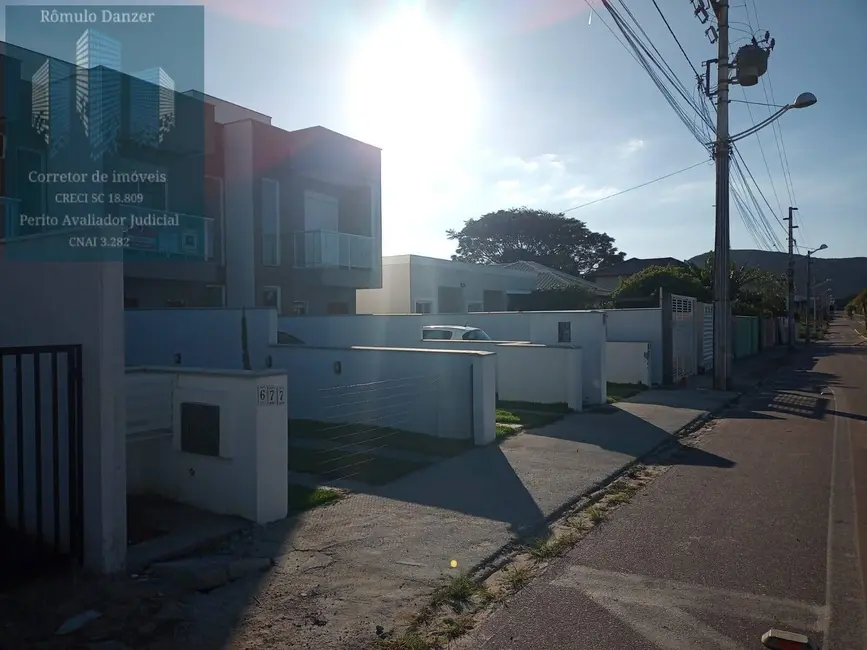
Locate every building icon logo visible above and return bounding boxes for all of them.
[30,27,176,159]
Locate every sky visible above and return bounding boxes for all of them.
[3,0,864,264]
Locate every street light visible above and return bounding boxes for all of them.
[712,90,818,391]
[805,244,828,344]
[729,93,818,143]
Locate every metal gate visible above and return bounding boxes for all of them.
[1,345,84,566]
[701,303,714,370]
[671,294,697,383]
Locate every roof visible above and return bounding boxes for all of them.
[591,257,687,278]
[493,261,611,295]
[423,325,481,332]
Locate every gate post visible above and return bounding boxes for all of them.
[661,289,673,385]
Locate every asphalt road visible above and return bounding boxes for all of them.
[462,320,867,650]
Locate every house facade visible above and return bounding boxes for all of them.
[0,42,382,316]
[356,255,537,314]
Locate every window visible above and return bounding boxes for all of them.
[205,284,225,307]
[180,402,221,457]
[415,300,432,314]
[292,300,308,316]
[462,329,492,341]
[558,321,572,343]
[327,301,350,315]
[165,299,186,308]
[124,297,140,309]
[262,178,280,266]
[303,191,339,231]
[261,285,282,312]
[423,329,452,340]
[467,303,483,312]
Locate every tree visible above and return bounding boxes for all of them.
[446,207,625,277]
[612,257,786,316]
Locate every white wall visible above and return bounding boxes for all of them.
[602,308,663,386]
[266,345,496,445]
[606,341,651,386]
[277,310,608,404]
[408,255,538,313]
[418,341,583,411]
[126,368,288,524]
[0,254,126,573]
[126,308,277,369]
[356,260,411,313]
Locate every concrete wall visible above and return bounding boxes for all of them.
[602,308,663,386]
[356,261,411,313]
[264,345,496,445]
[606,341,651,386]
[126,308,277,369]
[417,340,583,410]
[126,368,288,524]
[0,253,126,573]
[277,310,607,404]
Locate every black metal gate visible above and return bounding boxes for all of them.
[0,345,84,569]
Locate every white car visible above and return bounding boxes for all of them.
[422,325,492,341]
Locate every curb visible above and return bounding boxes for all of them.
[467,352,795,584]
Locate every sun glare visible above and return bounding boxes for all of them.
[347,7,480,158]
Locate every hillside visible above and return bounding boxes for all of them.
[687,249,867,303]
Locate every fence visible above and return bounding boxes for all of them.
[1,345,84,566]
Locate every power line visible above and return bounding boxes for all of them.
[562,160,711,214]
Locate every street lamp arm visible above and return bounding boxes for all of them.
[729,106,789,143]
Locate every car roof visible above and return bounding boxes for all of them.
[422,325,479,331]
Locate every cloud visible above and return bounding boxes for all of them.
[620,138,645,156]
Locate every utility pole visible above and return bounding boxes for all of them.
[805,252,813,344]
[711,0,731,391]
[785,207,798,349]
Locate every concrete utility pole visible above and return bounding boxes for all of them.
[785,207,798,349]
[712,0,731,391]
[805,252,813,345]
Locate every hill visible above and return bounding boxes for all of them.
[687,249,867,304]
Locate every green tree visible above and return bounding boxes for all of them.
[612,257,786,316]
[446,207,626,277]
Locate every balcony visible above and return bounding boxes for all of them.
[294,230,373,270]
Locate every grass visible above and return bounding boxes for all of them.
[501,564,532,591]
[527,531,578,560]
[287,485,342,513]
[496,423,518,440]
[495,408,565,429]
[606,382,647,403]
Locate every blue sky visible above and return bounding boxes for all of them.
[4,0,863,263]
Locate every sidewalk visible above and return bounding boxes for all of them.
[0,349,793,650]
[159,354,787,650]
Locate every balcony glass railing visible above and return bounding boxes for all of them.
[2,200,214,261]
[294,230,373,270]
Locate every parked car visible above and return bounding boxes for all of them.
[276,331,305,345]
[421,325,492,341]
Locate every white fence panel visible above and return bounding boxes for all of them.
[671,294,697,383]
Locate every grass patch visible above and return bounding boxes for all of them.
[607,382,647,403]
[287,485,341,513]
[496,423,518,440]
[430,573,488,613]
[585,505,606,523]
[440,613,475,640]
[528,531,578,560]
[496,400,571,414]
[375,631,432,650]
[496,409,565,429]
[501,564,532,591]
[288,447,428,486]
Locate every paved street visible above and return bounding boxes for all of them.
[462,320,867,649]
